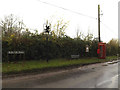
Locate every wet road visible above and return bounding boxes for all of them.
[3,60,119,88]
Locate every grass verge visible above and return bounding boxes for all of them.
[2,56,118,75]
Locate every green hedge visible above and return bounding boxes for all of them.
[2,35,117,62]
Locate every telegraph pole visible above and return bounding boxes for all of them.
[98,4,100,42]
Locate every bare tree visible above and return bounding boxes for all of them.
[75,27,84,40]
[0,14,25,37]
[52,19,69,37]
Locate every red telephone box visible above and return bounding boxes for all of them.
[97,42,106,59]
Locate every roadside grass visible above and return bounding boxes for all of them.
[2,56,118,75]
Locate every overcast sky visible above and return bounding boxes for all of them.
[0,0,119,42]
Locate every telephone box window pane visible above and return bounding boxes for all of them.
[100,45,103,57]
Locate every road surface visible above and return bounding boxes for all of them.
[3,60,119,88]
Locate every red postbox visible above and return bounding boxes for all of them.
[97,42,106,59]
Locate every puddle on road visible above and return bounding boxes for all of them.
[102,64,108,66]
[103,61,118,66]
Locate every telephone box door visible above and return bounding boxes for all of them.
[97,42,106,59]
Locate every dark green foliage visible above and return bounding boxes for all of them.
[2,33,118,62]
[2,33,98,61]
[106,39,118,56]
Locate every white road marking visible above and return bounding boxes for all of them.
[97,74,120,87]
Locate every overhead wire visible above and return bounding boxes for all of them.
[37,0,117,37]
[100,21,117,36]
[37,0,97,20]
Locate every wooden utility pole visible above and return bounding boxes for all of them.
[98,5,100,42]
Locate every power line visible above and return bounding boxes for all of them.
[100,21,117,36]
[37,0,117,37]
[37,0,97,20]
